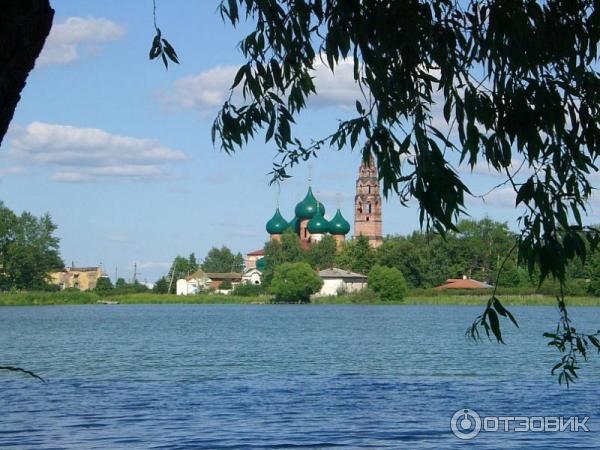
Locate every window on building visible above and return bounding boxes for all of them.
[368,203,372,214]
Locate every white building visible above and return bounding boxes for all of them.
[242,268,262,285]
[317,268,368,296]
[176,270,209,295]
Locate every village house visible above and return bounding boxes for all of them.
[435,276,493,290]
[50,266,106,291]
[316,268,368,296]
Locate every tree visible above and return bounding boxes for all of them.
[376,236,428,288]
[335,235,376,275]
[262,229,307,286]
[115,278,127,290]
[188,253,199,272]
[308,235,337,270]
[368,265,408,302]
[95,277,113,294]
[0,203,63,290]
[153,276,169,294]
[201,246,244,273]
[166,254,201,293]
[211,0,600,384]
[269,262,323,303]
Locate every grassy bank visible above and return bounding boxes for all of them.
[0,291,268,306]
[2,291,600,306]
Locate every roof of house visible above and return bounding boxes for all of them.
[318,268,368,280]
[435,278,493,289]
[186,270,207,281]
[205,272,243,280]
[68,267,101,272]
[246,249,265,256]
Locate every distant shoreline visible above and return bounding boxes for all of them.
[1,292,600,307]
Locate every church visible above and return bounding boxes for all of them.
[265,156,383,248]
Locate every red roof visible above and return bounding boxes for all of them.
[246,249,265,256]
[435,278,493,290]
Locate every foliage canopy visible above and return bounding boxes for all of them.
[0,202,63,290]
[368,265,408,302]
[269,261,323,302]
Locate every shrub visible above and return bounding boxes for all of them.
[368,265,407,302]
[95,277,113,295]
[220,279,233,290]
[232,282,263,296]
[269,262,323,303]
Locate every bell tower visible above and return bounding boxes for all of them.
[354,155,383,247]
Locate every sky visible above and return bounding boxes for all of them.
[1,0,589,283]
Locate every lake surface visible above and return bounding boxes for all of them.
[1,304,599,449]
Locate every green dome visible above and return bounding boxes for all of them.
[328,209,351,235]
[307,208,329,234]
[266,208,288,234]
[288,216,300,234]
[294,187,325,219]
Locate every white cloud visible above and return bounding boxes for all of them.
[309,58,361,109]
[159,58,362,113]
[475,187,516,209]
[37,17,125,66]
[9,122,186,182]
[133,261,172,270]
[459,158,529,178]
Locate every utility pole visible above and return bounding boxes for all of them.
[168,260,177,294]
[133,262,138,283]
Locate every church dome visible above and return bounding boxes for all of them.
[328,209,351,235]
[288,216,299,233]
[307,208,329,234]
[266,208,288,234]
[294,187,325,219]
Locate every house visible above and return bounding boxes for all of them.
[317,268,368,296]
[205,272,243,290]
[176,270,209,295]
[241,268,262,285]
[435,277,493,290]
[50,266,106,291]
[245,249,264,270]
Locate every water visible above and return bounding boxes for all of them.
[1,304,599,449]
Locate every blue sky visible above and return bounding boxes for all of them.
[0,1,563,283]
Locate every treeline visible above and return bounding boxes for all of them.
[263,218,600,295]
[0,202,63,290]
[154,247,245,293]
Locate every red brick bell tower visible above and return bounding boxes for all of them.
[354,155,383,247]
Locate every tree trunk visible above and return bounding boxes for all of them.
[0,1,54,147]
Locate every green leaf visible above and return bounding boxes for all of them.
[486,308,504,343]
[492,297,519,328]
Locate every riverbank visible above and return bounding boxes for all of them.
[2,291,600,306]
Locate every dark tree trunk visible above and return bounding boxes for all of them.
[0,1,54,147]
